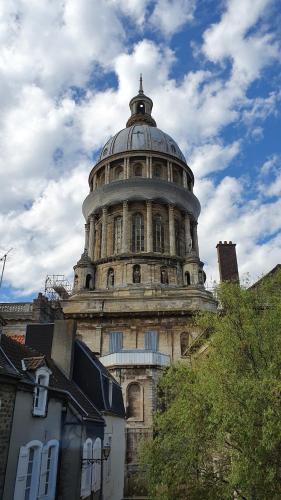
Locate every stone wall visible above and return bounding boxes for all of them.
[0,381,16,499]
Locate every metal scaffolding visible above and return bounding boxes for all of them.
[44,275,72,301]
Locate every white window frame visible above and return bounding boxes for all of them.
[33,367,51,417]
[92,438,101,493]
[38,439,59,500]
[14,440,43,500]
[81,438,92,499]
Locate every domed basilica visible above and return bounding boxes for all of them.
[63,77,216,490]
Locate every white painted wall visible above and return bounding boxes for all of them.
[103,415,125,500]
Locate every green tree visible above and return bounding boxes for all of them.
[140,270,281,500]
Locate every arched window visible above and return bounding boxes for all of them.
[114,216,123,254]
[134,163,143,177]
[180,332,190,356]
[115,166,123,180]
[14,440,43,500]
[137,101,145,114]
[160,267,169,284]
[74,274,78,288]
[175,219,180,256]
[85,274,92,289]
[132,213,144,252]
[81,438,92,498]
[107,268,114,288]
[133,264,141,283]
[38,440,59,499]
[33,367,51,417]
[198,270,205,284]
[185,271,191,286]
[127,383,141,419]
[153,164,162,178]
[170,144,176,154]
[153,215,164,253]
[92,438,102,493]
[97,170,105,187]
[173,167,182,185]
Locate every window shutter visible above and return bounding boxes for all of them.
[14,446,29,500]
[38,443,59,500]
[145,331,158,351]
[38,445,48,498]
[109,332,123,353]
[92,438,101,493]
[81,440,91,499]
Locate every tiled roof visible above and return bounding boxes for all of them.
[22,356,45,371]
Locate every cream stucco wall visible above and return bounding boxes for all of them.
[103,415,125,500]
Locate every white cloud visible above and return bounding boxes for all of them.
[150,0,196,36]
[202,0,279,83]
[0,0,280,298]
[190,141,240,178]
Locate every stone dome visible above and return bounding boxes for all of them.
[99,124,186,162]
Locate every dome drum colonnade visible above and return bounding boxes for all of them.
[74,85,205,293]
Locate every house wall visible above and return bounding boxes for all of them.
[59,408,104,500]
[3,389,62,500]
[0,380,17,499]
[103,415,125,500]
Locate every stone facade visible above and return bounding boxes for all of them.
[63,80,217,495]
[0,380,17,499]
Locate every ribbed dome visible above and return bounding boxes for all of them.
[99,124,186,162]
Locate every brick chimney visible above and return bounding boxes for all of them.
[216,241,239,283]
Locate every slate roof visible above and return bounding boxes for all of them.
[73,340,125,418]
[0,335,104,423]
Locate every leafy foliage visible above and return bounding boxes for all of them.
[140,270,281,500]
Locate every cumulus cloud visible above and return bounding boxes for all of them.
[202,0,279,83]
[189,141,241,178]
[150,0,196,36]
[0,0,280,298]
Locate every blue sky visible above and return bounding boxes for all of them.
[0,0,280,302]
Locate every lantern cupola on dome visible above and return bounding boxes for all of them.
[126,75,157,128]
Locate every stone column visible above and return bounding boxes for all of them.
[183,170,188,188]
[149,157,153,178]
[105,164,110,184]
[122,201,129,253]
[84,223,90,252]
[146,157,150,178]
[93,175,97,190]
[146,201,153,253]
[184,213,192,256]
[123,158,128,179]
[170,163,174,182]
[193,222,199,256]
[101,207,108,258]
[88,215,95,261]
[168,205,176,255]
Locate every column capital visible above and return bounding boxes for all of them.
[102,206,108,215]
[146,200,152,207]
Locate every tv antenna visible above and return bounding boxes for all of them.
[0,248,13,291]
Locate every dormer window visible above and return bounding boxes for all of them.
[33,367,51,417]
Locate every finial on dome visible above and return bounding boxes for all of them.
[139,73,144,94]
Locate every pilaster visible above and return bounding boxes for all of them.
[146,201,153,252]
[101,207,108,258]
[168,204,176,255]
[88,215,95,261]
